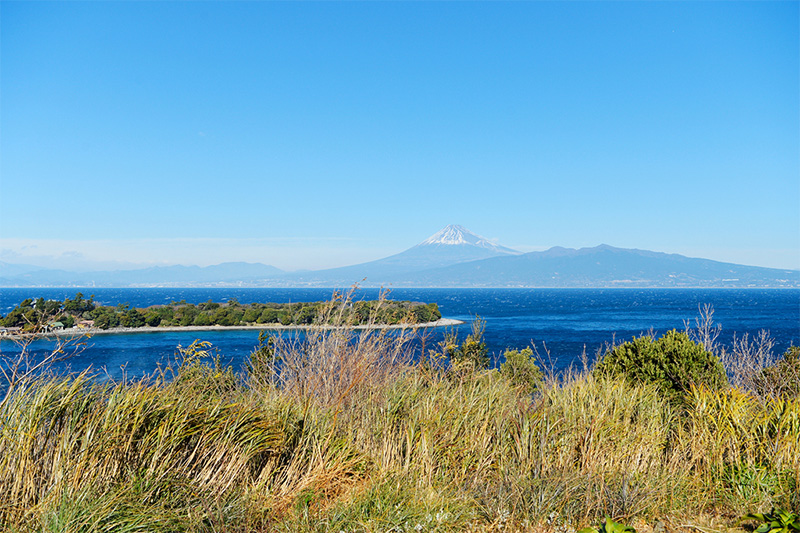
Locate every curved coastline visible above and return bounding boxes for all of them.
[4,318,465,340]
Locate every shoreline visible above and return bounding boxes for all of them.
[3,318,465,340]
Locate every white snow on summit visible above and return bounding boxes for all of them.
[422,224,473,245]
[419,225,520,254]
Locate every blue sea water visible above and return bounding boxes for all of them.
[1,288,798,380]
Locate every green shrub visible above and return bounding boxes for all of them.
[258,307,278,324]
[499,347,542,393]
[443,318,489,369]
[121,309,146,328]
[144,311,161,327]
[742,509,800,533]
[593,329,727,405]
[755,346,800,399]
[192,312,212,326]
[579,517,637,533]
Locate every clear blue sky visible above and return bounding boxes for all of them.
[1,1,797,271]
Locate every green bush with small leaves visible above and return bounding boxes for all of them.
[444,318,490,370]
[593,329,727,405]
[499,347,542,393]
[755,346,800,399]
[742,509,800,533]
[579,517,636,533]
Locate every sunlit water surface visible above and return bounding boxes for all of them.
[2,288,798,381]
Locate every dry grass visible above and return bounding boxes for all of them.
[246,288,417,409]
[0,299,798,532]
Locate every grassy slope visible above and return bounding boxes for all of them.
[1,321,798,532]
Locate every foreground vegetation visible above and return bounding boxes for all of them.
[0,297,798,532]
[0,293,442,331]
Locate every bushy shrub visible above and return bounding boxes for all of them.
[593,329,727,405]
[144,311,161,327]
[499,347,542,393]
[169,340,237,395]
[443,318,489,369]
[754,346,800,399]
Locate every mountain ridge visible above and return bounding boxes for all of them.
[393,244,799,288]
[0,261,284,287]
[1,227,797,288]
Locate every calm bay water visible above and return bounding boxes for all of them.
[2,288,798,380]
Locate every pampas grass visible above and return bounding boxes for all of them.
[1,296,798,532]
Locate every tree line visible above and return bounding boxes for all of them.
[0,293,442,331]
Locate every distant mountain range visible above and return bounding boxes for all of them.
[1,225,798,288]
[0,261,284,288]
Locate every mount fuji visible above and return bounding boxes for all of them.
[377,224,520,270]
[283,225,520,286]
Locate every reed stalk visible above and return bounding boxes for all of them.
[1,297,797,531]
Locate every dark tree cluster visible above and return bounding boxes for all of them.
[1,294,442,331]
[0,293,97,331]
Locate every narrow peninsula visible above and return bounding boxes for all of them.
[0,293,462,338]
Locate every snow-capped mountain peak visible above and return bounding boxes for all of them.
[418,225,520,254]
[421,224,475,245]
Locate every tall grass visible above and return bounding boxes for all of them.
[1,297,798,532]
